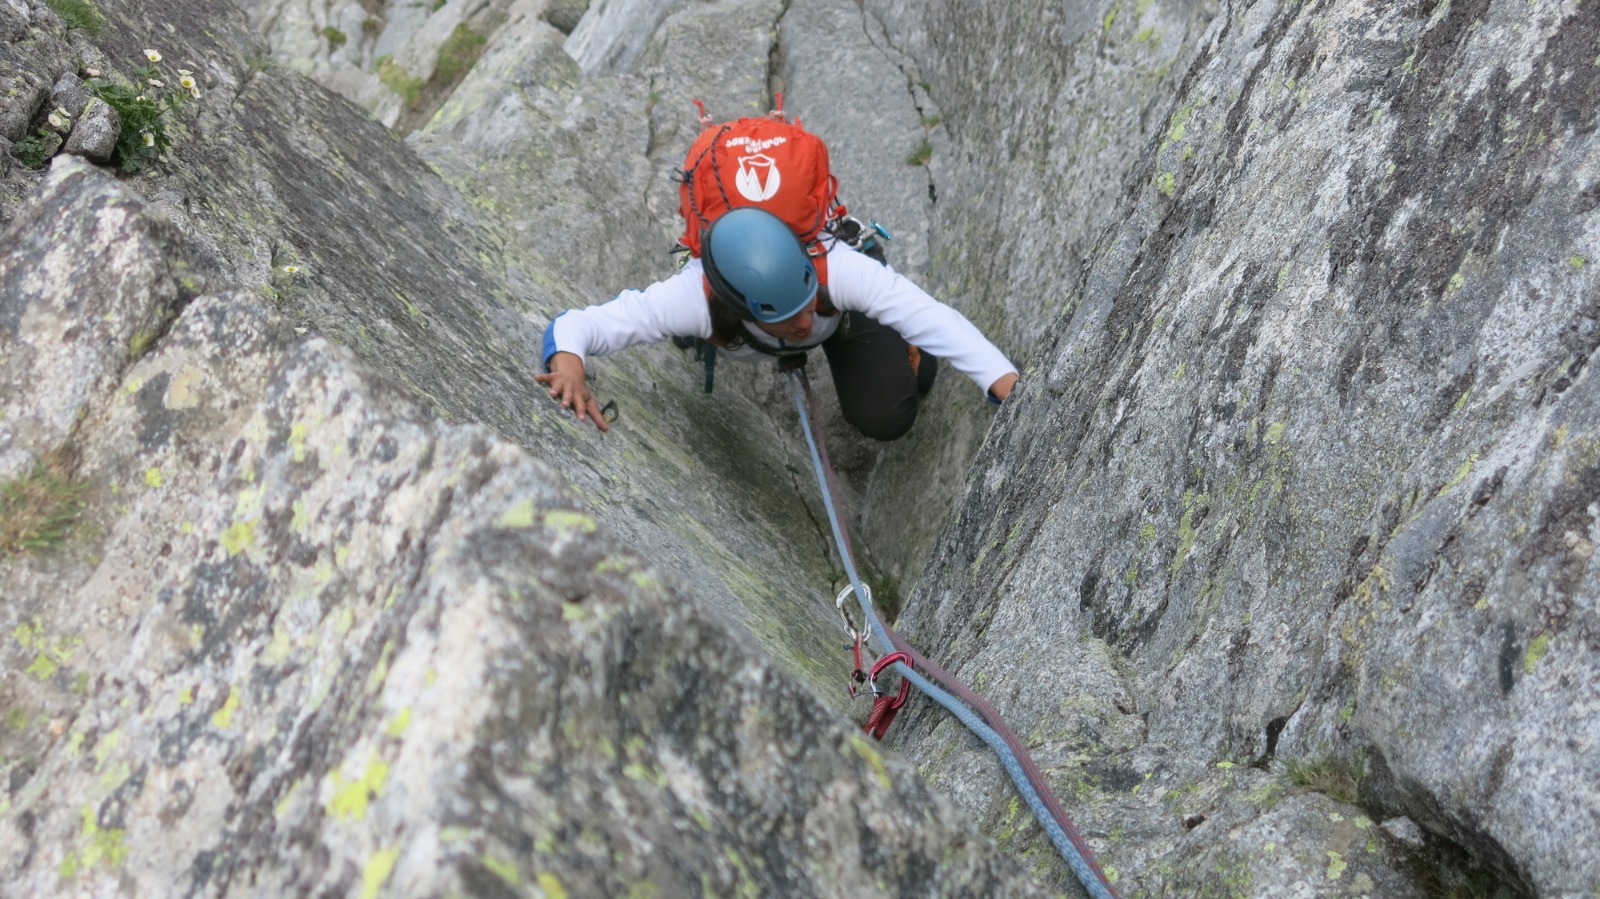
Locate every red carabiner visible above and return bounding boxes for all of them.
[863,652,911,740]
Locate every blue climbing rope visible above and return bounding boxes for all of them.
[785,368,1117,899]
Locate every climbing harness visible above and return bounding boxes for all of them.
[786,367,1119,899]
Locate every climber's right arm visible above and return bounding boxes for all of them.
[539,264,711,367]
[536,264,711,429]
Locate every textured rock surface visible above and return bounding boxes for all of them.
[5,0,1598,896]
[0,157,196,480]
[894,0,1600,896]
[0,1,1046,896]
[0,57,1046,899]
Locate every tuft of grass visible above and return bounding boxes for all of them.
[245,52,276,75]
[1280,754,1364,803]
[45,0,105,34]
[376,56,424,110]
[433,23,487,86]
[1,454,88,556]
[320,26,348,49]
[867,571,903,624]
[906,137,933,167]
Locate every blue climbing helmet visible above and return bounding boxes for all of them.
[701,207,818,323]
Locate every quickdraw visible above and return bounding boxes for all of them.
[838,585,909,741]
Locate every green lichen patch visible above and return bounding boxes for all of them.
[328,753,391,819]
[13,617,82,681]
[536,872,569,899]
[543,510,597,536]
[1524,632,1552,673]
[496,497,537,528]
[58,805,127,879]
[220,518,258,556]
[211,686,241,729]
[482,855,520,884]
[361,845,400,899]
[847,734,893,790]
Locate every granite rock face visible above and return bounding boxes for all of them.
[0,1,1048,896]
[0,74,1047,899]
[5,0,1598,896]
[892,0,1600,896]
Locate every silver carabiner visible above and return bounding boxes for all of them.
[835,583,872,640]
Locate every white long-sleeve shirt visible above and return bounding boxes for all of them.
[542,241,1018,398]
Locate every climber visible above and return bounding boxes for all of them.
[535,206,1020,439]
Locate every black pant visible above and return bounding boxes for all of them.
[820,312,938,441]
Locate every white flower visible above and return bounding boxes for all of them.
[180,75,200,98]
[136,95,148,103]
[55,107,72,118]
[142,131,155,147]
[83,67,100,77]
[177,68,192,76]
[145,49,161,62]
[282,265,300,274]
[149,78,164,88]
[47,112,66,129]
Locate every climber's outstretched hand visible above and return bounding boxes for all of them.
[535,352,609,431]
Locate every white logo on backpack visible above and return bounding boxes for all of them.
[736,154,781,201]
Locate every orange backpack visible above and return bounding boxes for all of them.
[675,96,847,276]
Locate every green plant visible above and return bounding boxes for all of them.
[13,129,59,169]
[906,137,933,167]
[44,0,104,34]
[433,23,486,86]
[376,56,424,110]
[320,26,348,49]
[1,453,87,556]
[1280,754,1364,803]
[866,571,903,623]
[244,52,276,75]
[86,49,200,174]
